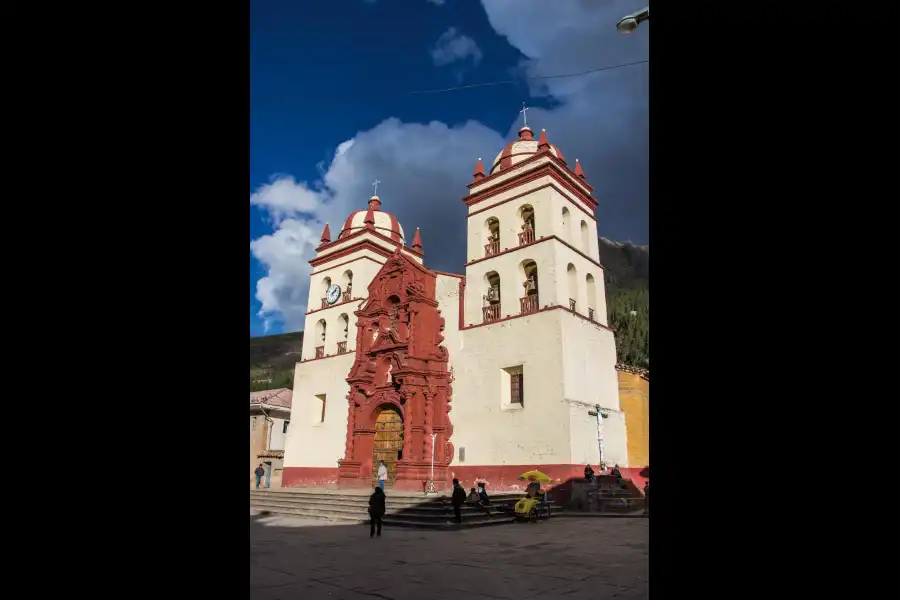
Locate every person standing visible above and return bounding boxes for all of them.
[377,460,388,490]
[254,464,265,489]
[451,478,466,523]
[368,486,386,538]
[643,480,650,516]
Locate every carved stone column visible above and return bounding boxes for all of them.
[423,389,434,463]
[344,394,355,459]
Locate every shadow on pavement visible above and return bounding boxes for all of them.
[249,510,649,600]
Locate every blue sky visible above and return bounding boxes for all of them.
[250,0,649,337]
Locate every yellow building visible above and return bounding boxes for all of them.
[616,365,649,468]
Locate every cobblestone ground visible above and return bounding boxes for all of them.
[250,513,648,600]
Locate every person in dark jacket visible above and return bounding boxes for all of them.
[643,480,650,516]
[254,464,265,489]
[476,482,491,514]
[368,487,386,538]
[451,478,466,523]
[584,464,595,482]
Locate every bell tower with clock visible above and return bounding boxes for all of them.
[299,194,424,362]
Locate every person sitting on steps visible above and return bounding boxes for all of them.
[477,482,491,514]
[584,464,595,482]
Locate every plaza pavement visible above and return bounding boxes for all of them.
[250,511,648,600]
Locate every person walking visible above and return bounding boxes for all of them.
[451,478,466,524]
[254,464,265,489]
[377,460,388,490]
[368,486,386,538]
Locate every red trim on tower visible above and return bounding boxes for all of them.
[468,182,596,222]
[461,303,614,333]
[471,151,592,194]
[311,254,384,276]
[499,143,513,170]
[387,212,402,241]
[313,228,424,262]
[340,213,356,239]
[466,163,597,213]
[464,234,606,271]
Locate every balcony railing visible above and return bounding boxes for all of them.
[520,294,539,315]
[569,298,576,311]
[518,229,535,245]
[484,240,500,257]
[337,341,347,354]
[315,346,324,359]
[482,304,500,322]
[588,308,595,321]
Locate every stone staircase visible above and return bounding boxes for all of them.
[250,488,562,529]
[565,477,647,514]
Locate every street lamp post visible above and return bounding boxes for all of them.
[425,433,438,495]
[617,6,649,33]
[587,405,606,468]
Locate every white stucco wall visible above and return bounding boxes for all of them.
[552,243,608,325]
[435,274,463,372]
[449,309,625,468]
[451,311,570,466]
[284,354,355,468]
[268,417,289,451]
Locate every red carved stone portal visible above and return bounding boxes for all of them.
[337,249,454,491]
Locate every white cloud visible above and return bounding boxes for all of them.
[430,27,483,67]
[479,0,649,239]
[250,119,504,332]
[251,1,649,332]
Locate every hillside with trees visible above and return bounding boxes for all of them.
[249,237,649,389]
[598,237,649,370]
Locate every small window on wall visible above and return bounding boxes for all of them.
[511,372,524,405]
[502,365,524,408]
[282,421,290,434]
[315,394,326,423]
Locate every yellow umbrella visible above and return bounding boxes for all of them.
[518,470,552,484]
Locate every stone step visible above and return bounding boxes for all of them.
[250,493,558,510]
[252,498,528,515]
[250,505,520,529]
[249,491,528,508]
[250,488,527,501]
[250,497,545,517]
[251,500,515,523]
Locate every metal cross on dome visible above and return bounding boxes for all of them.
[519,102,529,127]
[371,179,381,196]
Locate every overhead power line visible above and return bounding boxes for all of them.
[323,59,649,101]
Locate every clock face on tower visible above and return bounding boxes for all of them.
[326,284,342,305]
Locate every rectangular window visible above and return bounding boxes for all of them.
[511,372,524,405]
[282,421,289,434]
[314,394,327,423]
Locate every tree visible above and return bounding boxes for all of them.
[607,285,649,369]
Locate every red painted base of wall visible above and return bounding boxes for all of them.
[282,464,649,495]
[282,467,341,489]
[283,464,647,491]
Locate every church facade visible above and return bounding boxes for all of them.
[282,125,629,492]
